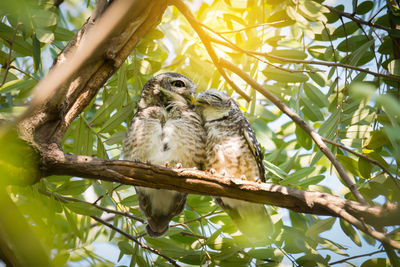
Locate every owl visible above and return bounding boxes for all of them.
[122,73,206,237]
[195,89,272,239]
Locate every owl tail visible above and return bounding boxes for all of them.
[215,197,273,241]
[146,216,170,238]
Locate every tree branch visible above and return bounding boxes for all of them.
[18,0,168,146]
[91,216,180,266]
[38,149,400,230]
[329,250,385,265]
[323,4,392,32]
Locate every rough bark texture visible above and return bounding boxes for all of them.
[40,148,400,228]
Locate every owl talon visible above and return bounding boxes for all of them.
[221,170,227,176]
[146,160,152,165]
[256,178,263,184]
[165,161,170,167]
[240,175,247,180]
[134,157,140,163]
[210,168,216,174]
[176,162,182,169]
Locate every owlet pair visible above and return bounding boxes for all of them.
[122,72,272,239]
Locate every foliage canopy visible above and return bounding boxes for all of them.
[0,0,400,266]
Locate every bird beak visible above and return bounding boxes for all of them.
[190,94,196,105]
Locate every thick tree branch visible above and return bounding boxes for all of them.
[38,148,400,229]
[18,0,167,146]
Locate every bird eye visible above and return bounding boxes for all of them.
[211,94,222,101]
[171,80,185,87]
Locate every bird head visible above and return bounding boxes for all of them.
[138,72,196,109]
[195,89,232,122]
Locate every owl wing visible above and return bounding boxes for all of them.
[241,115,266,182]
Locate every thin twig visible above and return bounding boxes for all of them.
[329,250,385,265]
[91,216,180,267]
[9,66,38,81]
[1,23,21,87]
[321,137,400,191]
[201,23,320,74]
[323,201,400,250]
[323,4,391,32]
[207,34,400,83]
[38,188,145,223]
[216,21,285,34]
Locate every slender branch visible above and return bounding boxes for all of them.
[216,21,285,34]
[204,27,400,83]
[201,23,320,74]
[321,137,400,191]
[38,188,145,223]
[217,58,367,204]
[222,42,400,83]
[329,250,385,265]
[9,66,38,81]
[91,216,180,267]
[168,0,251,102]
[323,4,392,32]
[323,201,400,250]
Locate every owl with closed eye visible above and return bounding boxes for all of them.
[196,89,273,240]
[122,72,206,237]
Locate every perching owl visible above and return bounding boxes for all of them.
[196,89,272,239]
[122,73,206,237]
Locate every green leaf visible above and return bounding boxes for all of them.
[333,21,359,38]
[299,175,324,187]
[337,35,369,52]
[101,104,133,132]
[63,206,82,239]
[0,79,37,94]
[268,49,307,60]
[281,166,315,185]
[118,240,134,255]
[295,125,312,150]
[357,1,373,15]
[305,218,336,238]
[387,59,400,76]
[96,137,109,159]
[65,202,103,217]
[54,26,75,41]
[363,131,390,149]
[0,22,33,56]
[361,258,390,267]
[120,195,138,206]
[247,248,275,259]
[262,66,308,83]
[358,158,372,179]
[339,218,361,246]
[106,131,126,146]
[348,39,374,66]
[55,180,91,195]
[263,160,287,180]
[304,83,329,108]
[300,96,324,121]
[336,154,362,178]
[32,34,41,72]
